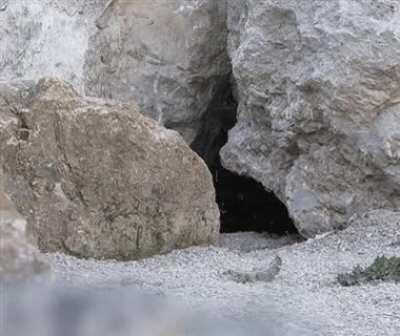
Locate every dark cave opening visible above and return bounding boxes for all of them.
[192,77,297,235]
[213,158,296,234]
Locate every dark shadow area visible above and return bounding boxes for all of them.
[214,158,296,234]
[192,76,297,235]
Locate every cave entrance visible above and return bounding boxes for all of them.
[192,77,297,235]
[213,158,296,234]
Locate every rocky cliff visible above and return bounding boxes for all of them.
[1,0,400,242]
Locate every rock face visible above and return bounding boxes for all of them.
[0,180,49,281]
[84,0,230,143]
[222,0,400,237]
[0,0,230,143]
[0,0,108,93]
[0,78,219,260]
[2,0,399,239]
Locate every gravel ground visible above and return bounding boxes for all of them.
[41,220,400,336]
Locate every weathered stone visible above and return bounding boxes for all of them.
[225,255,282,284]
[3,0,398,240]
[0,78,219,260]
[0,0,108,92]
[0,179,50,281]
[222,0,400,237]
[84,0,230,143]
[0,0,230,143]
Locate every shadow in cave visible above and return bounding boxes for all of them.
[192,76,297,235]
[214,158,296,234]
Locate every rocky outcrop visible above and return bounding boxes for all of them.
[2,0,400,239]
[84,0,230,143]
[0,78,219,260]
[222,0,400,237]
[0,180,50,281]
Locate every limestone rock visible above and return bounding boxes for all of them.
[0,182,49,281]
[0,0,230,143]
[0,78,219,260]
[222,0,400,237]
[0,0,108,92]
[84,0,230,143]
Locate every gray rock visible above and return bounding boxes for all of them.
[0,0,230,144]
[0,78,220,260]
[225,255,282,284]
[0,179,50,281]
[222,0,400,237]
[0,0,108,92]
[84,0,230,143]
[2,0,398,240]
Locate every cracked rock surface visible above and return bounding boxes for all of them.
[0,78,219,260]
[2,0,400,237]
[0,0,230,144]
[84,0,230,143]
[222,0,400,236]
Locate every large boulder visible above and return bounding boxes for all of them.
[222,0,400,237]
[84,0,230,143]
[0,78,219,260]
[0,180,50,281]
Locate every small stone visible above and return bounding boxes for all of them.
[225,256,282,284]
